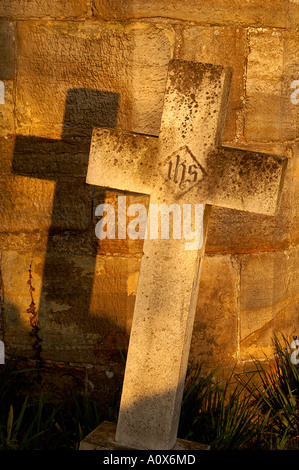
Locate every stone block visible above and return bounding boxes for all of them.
[239,247,299,360]
[0,135,15,175]
[0,0,89,19]
[240,299,299,361]
[0,230,49,254]
[2,251,46,358]
[1,251,139,364]
[0,176,55,232]
[0,21,15,80]
[92,0,295,28]
[190,255,239,367]
[288,1,299,29]
[206,205,291,255]
[244,29,299,143]
[88,254,140,344]
[12,136,91,178]
[79,421,210,450]
[175,26,247,143]
[0,175,91,232]
[16,21,173,139]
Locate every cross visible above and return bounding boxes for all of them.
[86,60,287,450]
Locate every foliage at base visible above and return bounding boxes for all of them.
[0,333,298,450]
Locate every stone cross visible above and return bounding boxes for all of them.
[86,60,287,450]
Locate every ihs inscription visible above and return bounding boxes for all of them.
[166,145,206,191]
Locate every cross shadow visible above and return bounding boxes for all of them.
[11,89,134,394]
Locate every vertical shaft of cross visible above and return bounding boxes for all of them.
[115,207,211,450]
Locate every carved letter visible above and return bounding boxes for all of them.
[173,155,187,189]
[187,164,198,184]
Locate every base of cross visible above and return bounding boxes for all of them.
[79,421,210,451]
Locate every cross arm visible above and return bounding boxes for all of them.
[86,128,159,195]
[189,147,288,215]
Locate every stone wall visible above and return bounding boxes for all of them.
[0,0,298,403]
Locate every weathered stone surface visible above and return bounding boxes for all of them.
[0,136,15,175]
[84,135,292,257]
[2,251,46,358]
[194,147,287,215]
[80,421,210,450]
[39,252,136,363]
[0,135,95,244]
[16,21,174,139]
[0,21,15,80]
[0,176,54,232]
[288,1,299,29]
[207,206,291,255]
[0,137,94,252]
[175,26,247,143]
[89,255,139,344]
[2,251,139,363]
[190,255,239,367]
[240,298,299,361]
[0,175,91,232]
[87,116,287,215]
[92,0,297,28]
[244,29,299,143]
[206,144,293,254]
[12,136,91,177]
[87,128,160,195]
[0,80,14,136]
[239,247,299,360]
[0,0,89,19]
[0,231,48,254]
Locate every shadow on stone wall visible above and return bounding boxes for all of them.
[8,88,133,404]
